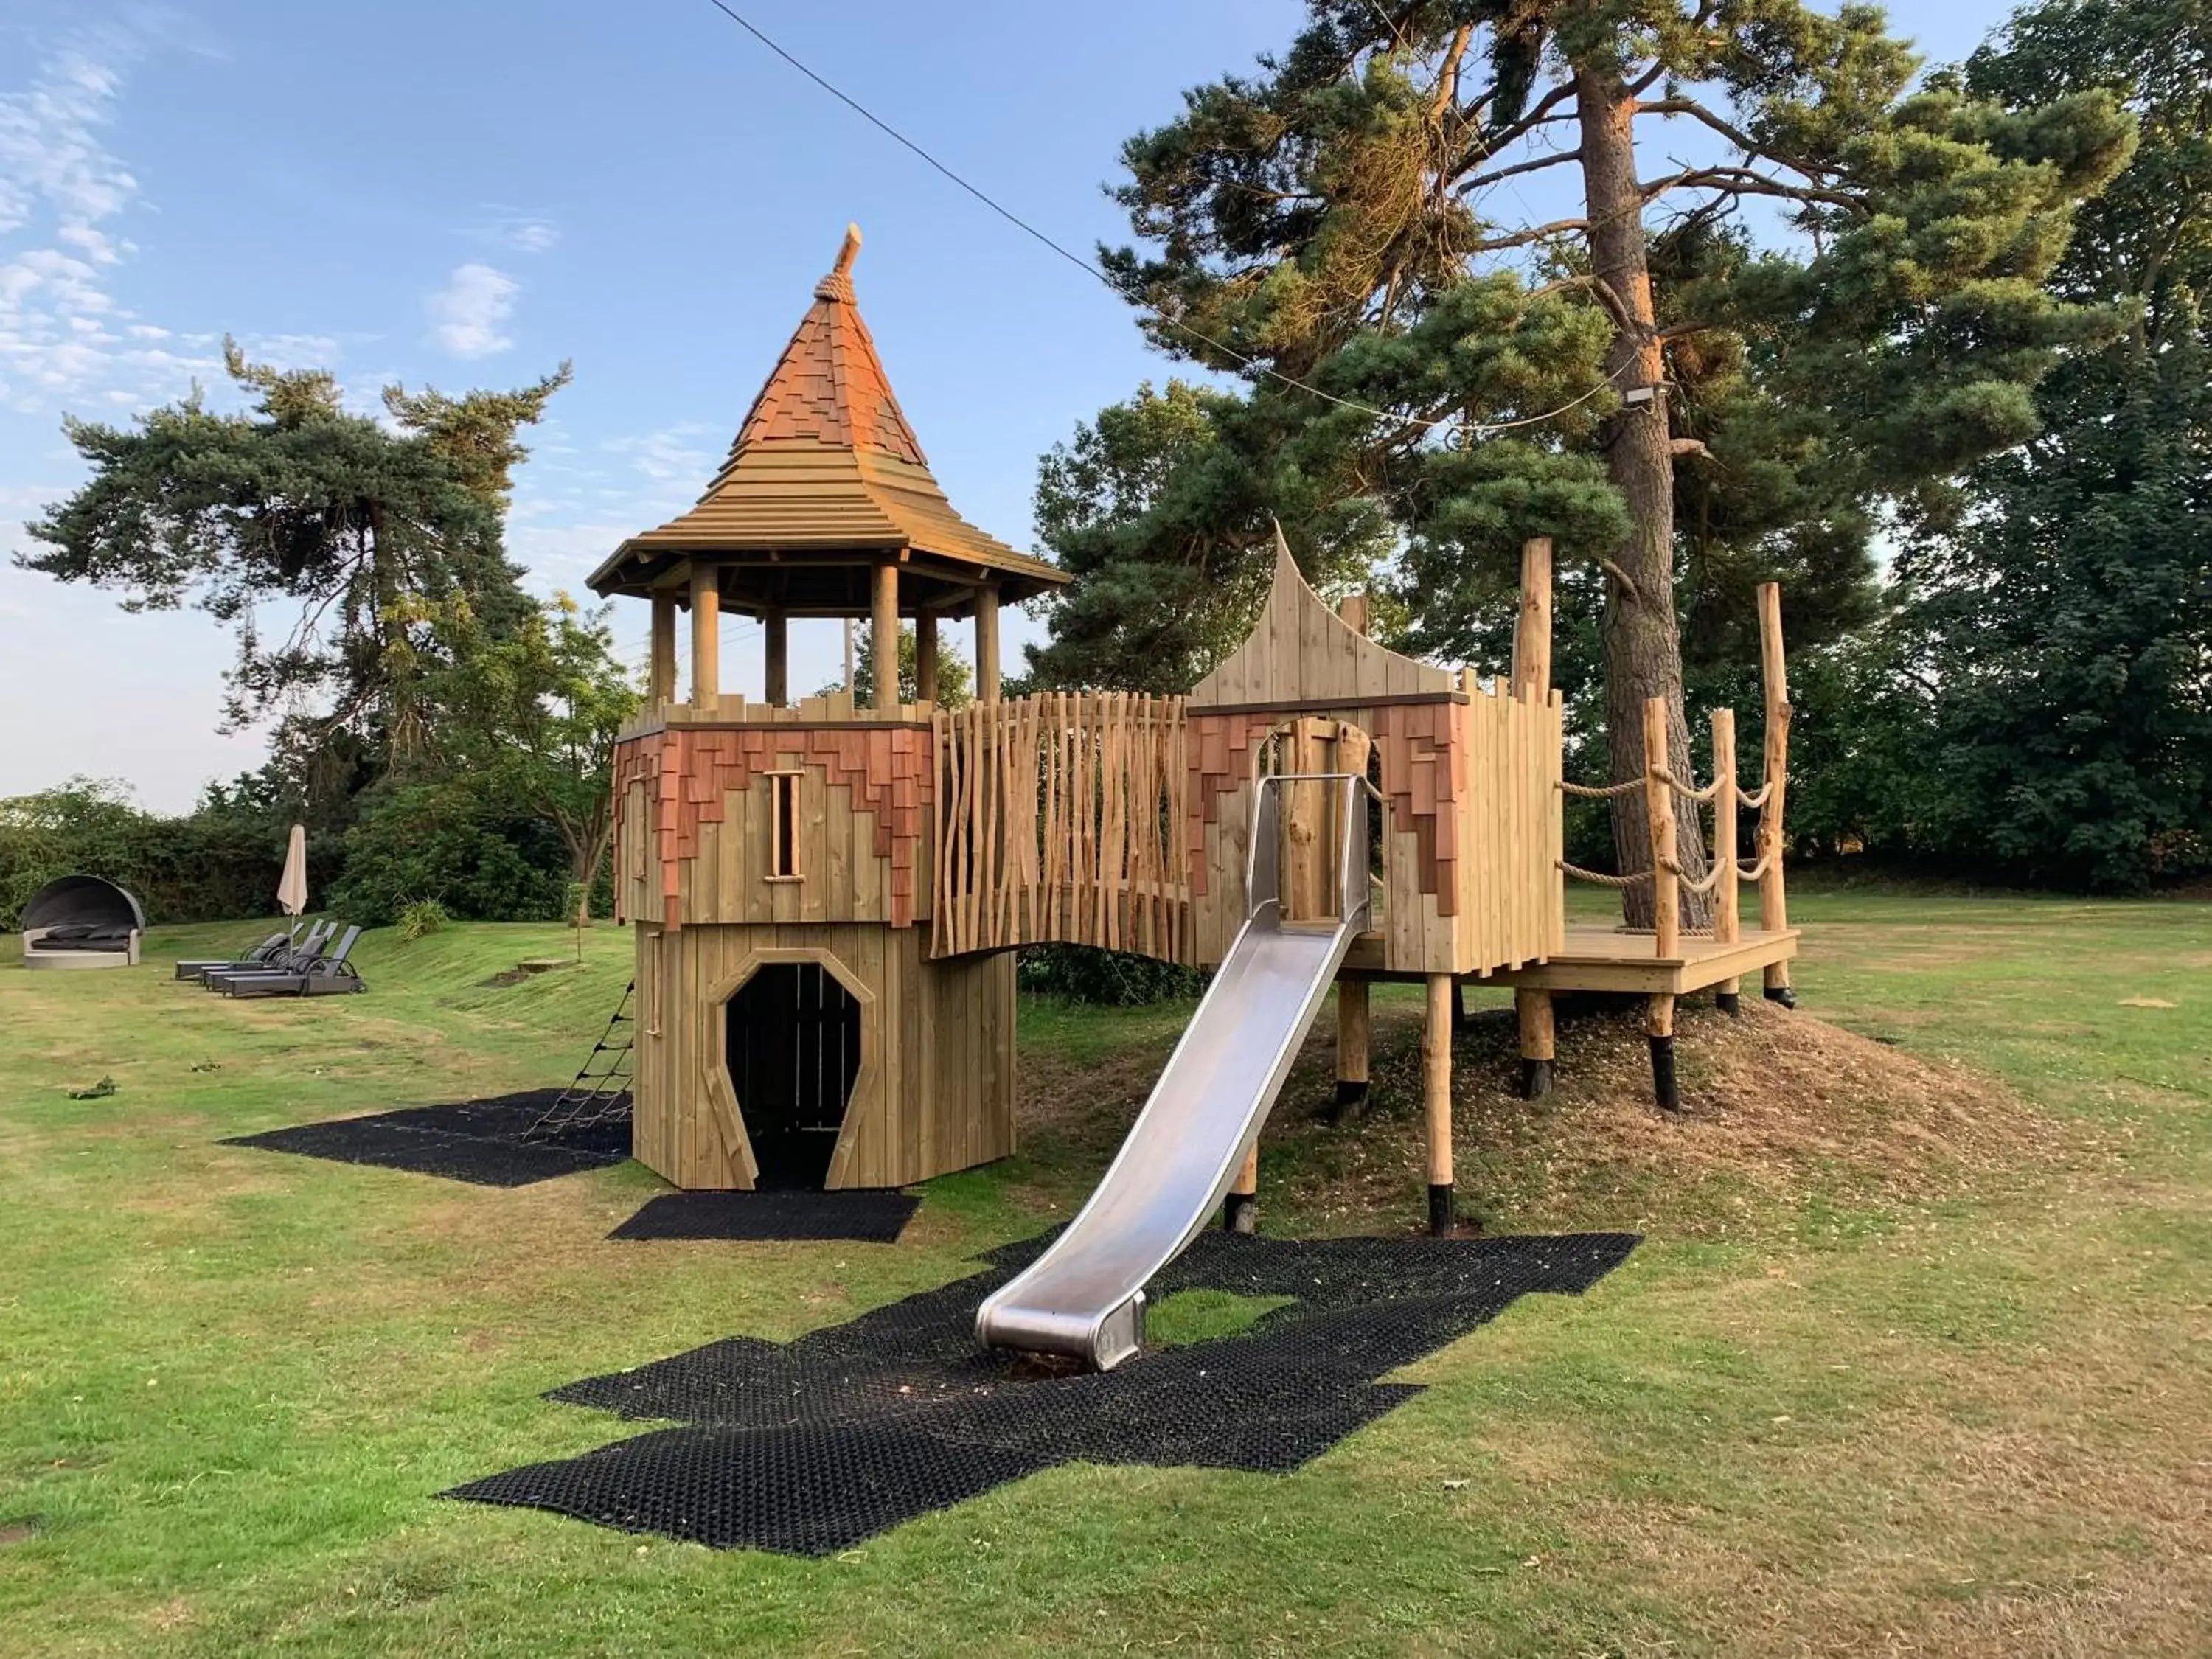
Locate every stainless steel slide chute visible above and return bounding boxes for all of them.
[975,773,1374,1370]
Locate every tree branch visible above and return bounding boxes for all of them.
[1466,216,1591,254]
[1530,273,1636,330]
[1456,79,1578,172]
[1642,164,1863,214]
[1638,97,1845,182]
[1455,147,1582,197]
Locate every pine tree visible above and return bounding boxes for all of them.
[20,344,566,799]
[1062,0,2132,912]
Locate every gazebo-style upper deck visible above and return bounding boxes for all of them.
[589,224,1066,714]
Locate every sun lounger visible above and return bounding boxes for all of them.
[175,927,297,979]
[220,925,366,998]
[197,922,331,988]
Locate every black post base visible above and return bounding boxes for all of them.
[1764,984,1798,1009]
[1519,1057,1554,1100]
[1427,1183,1455,1235]
[1329,1079,1371,1122]
[1716,990,1742,1017]
[1223,1191,1257,1234]
[1649,1034,1681,1111]
[1452,980,1470,1029]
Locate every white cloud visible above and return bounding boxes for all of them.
[506,219,558,254]
[604,422,716,483]
[0,36,223,415]
[428,262,518,358]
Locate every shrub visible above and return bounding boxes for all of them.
[326,781,571,926]
[1017,942,1208,1006]
[396,898,450,940]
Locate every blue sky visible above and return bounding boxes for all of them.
[1,0,2020,810]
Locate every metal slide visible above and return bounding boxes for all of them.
[976,773,1374,1370]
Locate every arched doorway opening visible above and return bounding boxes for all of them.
[723,962,862,1189]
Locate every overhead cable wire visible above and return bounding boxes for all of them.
[695,0,1635,444]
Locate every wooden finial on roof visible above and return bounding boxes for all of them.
[816,222,863,302]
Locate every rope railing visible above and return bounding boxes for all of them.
[1652,765,1724,804]
[1736,782,1773,810]
[1557,859,1654,888]
[1558,776,1643,799]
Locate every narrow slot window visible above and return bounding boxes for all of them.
[768,772,801,880]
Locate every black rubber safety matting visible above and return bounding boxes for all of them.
[447,1228,1638,1554]
[611,1189,919,1245]
[222,1091,630,1187]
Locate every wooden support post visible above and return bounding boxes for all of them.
[871,560,900,715]
[648,589,678,709]
[1712,706,1742,1015]
[1334,978,1371,1119]
[1516,988,1555,1099]
[1513,535,1558,1091]
[1512,536,1554,706]
[1284,717,1328,922]
[1643,695,1683,1110]
[1423,973,1455,1234]
[687,561,720,711]
[1648,991,1680,1110]
[1756,581,1794,1005]
[1642,696,1679,961]
[763,608,787,707]
[1224,1144,1259,1234]
[1337,592,1371,637]
[914,611,939,706]
[974,583,1001,703]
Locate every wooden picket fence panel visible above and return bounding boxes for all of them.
[932,692,1190,961]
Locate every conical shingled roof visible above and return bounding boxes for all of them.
[588,226,1066,613]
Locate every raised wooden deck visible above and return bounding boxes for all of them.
[1341,925,1799,995]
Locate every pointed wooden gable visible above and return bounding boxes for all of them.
[588,224,1066,614]
[1187,524,1457,708]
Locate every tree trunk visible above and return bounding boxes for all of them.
[1574,65,1712,930]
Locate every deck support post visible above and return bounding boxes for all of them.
[1423,973,1455,1234]
[1334,978,1371,1119]
[763,608,787,706]
[1516,989,1555,1099]
[872,560,900,714]
[914,611,939,706]
[1225,1144,1259,1234]
[1648,992,1680,1110]
[688,561,720,711]
[1756,582,1795,1006]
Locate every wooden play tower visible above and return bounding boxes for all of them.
[595,226,1801,1220]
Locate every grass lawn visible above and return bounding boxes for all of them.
[1,892,2207,1655]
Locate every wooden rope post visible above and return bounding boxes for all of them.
[1335,978,1371,1119]
[687,561,720,712]
[1756,581,1794,1005]
[648,589,678,709]
[1712,706,1742,1015]
[974,583,1002,703]
[1423,973,1455,1234]
[913,611,939,706]
[1513,535,1557,1095]
[871,561,900,715]
[1224,1144,1259,1234]
[1643,695,1682,1110]
[763,608,788,706]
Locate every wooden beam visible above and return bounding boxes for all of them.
[688,561,720,711]
[1338,592,1371,637]
[649,590,678,709]
[914,611,939,706]
[1423,973,1454,1234]
[1512,535,1553,704]
[1756,582,1792,1003]
[974,583,1001,703]
[872,560,900,714]
[763,608,787,706]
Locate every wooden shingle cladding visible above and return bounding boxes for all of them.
[585,225,1067,613]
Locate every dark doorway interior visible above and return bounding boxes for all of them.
[724,963,861,1189]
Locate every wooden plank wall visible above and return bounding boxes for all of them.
[931,692,1189,960]
[627,920,1015,1190]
